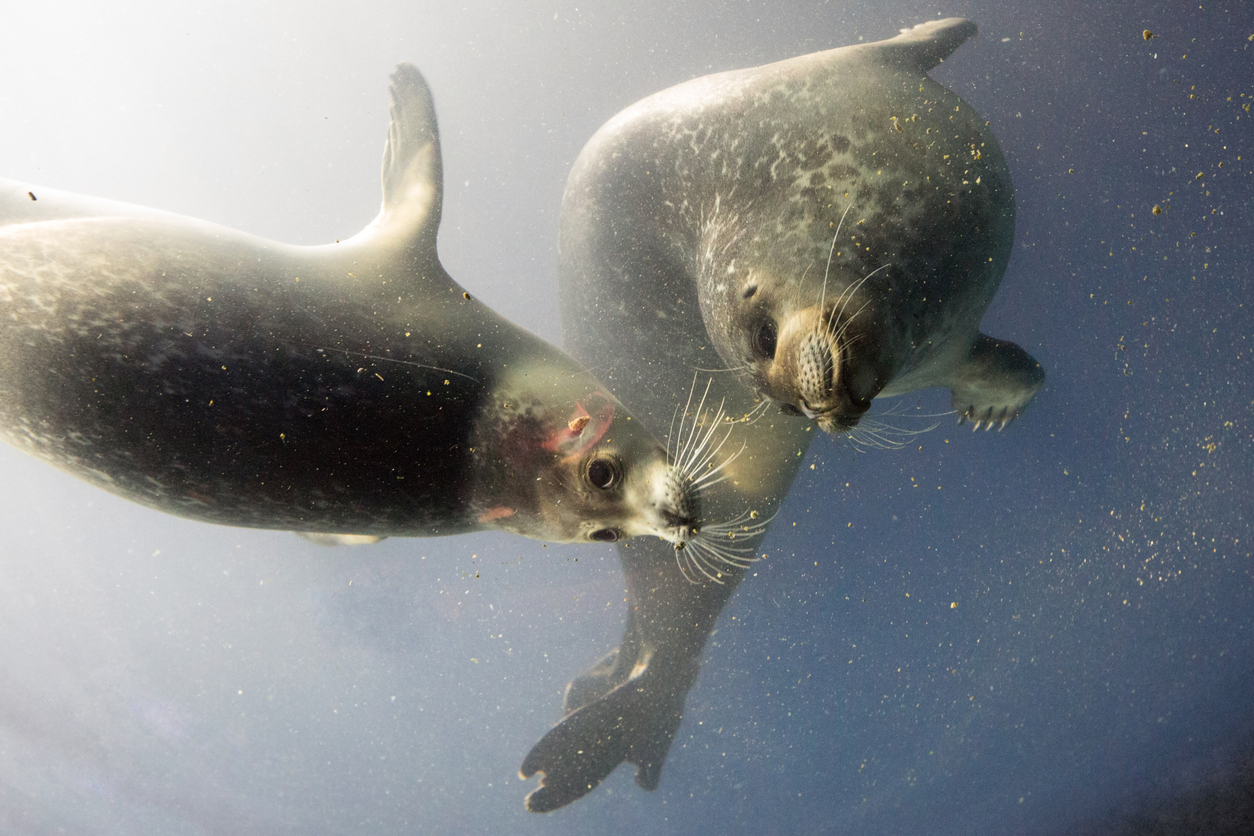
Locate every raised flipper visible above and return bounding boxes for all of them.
[951,333,1045,430]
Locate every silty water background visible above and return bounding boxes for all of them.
[0,1,1250,834]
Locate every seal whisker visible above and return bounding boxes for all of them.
[683,406,739,479]
[728,398,773,427]
[669,373,704,464]
[675,378,715,474]
[689,440,746,488]
[676,386,731,480]
[310,346,480,383]
[667,401,685,463]
[676,539,726,584]
[674,507,774,584]
[818,203,854,315]
[829,297,876,344]
[691,363,753,373]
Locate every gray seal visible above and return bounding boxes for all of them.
[521,18,1039,811]
[560,17,1042,435]
[0,65,706,548]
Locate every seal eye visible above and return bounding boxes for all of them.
[587,458,617,490]
[590,528,620,542]
[753,319,778,359]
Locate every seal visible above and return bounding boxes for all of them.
[0,65,705,548]
[520,18,1039,811]
[560,17,1042,435]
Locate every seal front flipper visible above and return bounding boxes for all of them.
[296,533,387,546]
[950,334,1045,430]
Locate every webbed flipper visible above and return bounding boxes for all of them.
[346,63,444,256]
[520,537,735,812]
[951,333,1045,430]
[519,648,691,813]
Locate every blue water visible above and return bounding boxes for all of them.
[1,2,1250,834]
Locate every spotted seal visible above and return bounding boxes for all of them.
[520,18,1040,811]
[560,17,1042,435]
[0,65,705,547]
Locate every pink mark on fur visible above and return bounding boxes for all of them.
[477,506,516,523]
[542,394,615,459]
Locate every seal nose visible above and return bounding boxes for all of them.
[795,330,836,405]
[655,464,700,544]
[661,508,698,531]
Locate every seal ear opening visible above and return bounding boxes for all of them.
[362,63,444,254]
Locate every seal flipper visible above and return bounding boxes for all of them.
[296,533,387,546]
[562,647,625,715]
[521,538,731,812]
[561,606,641,714]
[520,652,689,813]
[871,18,978,73]
[350,63,444,256]
[950,333,1045,430]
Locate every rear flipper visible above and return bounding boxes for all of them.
[519,652,690,813]
[950,333,1045,430]
[562,647,626,714]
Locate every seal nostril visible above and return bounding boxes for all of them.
[779,402,803,417]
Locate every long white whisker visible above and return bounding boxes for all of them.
[680,396,727,478]
[691,440,746,487]
[677,378,714,474]
[683,404,738,481]
[819,203,854,314]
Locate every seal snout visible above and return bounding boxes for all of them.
[654,463,700,546]
[766,306,849,430]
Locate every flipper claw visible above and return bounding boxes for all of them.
[949,334,1044,436]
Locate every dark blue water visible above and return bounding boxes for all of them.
[1,2,1250,834]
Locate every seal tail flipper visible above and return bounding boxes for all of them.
[561,647,625,714]
[520,661,686,813]
[872,18,978,73]
[352,63,443,254]
[950,333,1045,430]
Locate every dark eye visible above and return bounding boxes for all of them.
[753,319,777,359]
[590,528,620,542]
[587,458,616,489]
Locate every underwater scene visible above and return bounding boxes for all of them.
[0,1,1250,834]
